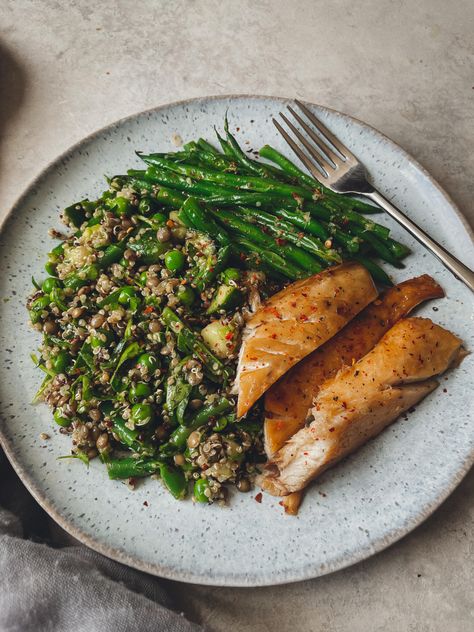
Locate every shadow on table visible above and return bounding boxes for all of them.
[0,40,28,195]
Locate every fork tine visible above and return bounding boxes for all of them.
[295,99,353,160]
[279,113,333,177]
[287,105,340,167]
[272,118,328,180]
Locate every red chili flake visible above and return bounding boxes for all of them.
[143,306,154,314]
[236,127,240,132]
[128,477,137,488]
[341,401,347,409]
[166,219,175,228]
[225,332,233,340]
[290,302,297,308]
[303,451,309,455]
[143,500,149,507]
[300,314,308,321]
[270,333,277,339]
[301,292,308,298]
[275,237,286,246]
[329,427,335,432]
[266,306,281,319]
[254,492,263,503]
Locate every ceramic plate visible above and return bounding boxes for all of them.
[0,96,473,587]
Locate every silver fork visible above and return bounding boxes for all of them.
[273,100,474,292]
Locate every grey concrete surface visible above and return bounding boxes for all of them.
[0,1,473,630]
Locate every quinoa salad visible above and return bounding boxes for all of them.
[27,120,408,504]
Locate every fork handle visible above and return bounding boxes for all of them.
[368,191,474,292]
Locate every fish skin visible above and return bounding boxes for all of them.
[260,317,463,496]
[264,274,444,458]
[236,262,377,418]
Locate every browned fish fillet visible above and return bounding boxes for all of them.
[260,317,463,496]
[235,262,377,418]
[264,275,444,458]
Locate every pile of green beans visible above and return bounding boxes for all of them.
[120,118,409,285]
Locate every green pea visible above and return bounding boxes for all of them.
[136,352,159,373]
[129,382,152,402]
[194,478,210,503]
[137,271,148,286]
[151,212,167,226]
[52,351,69,374]
[42,277,61,294]
[114,196,132,216]
[138,198,153,214]
[130,402,154,427]
[221,267,241,283]
[164,249,185,272]
[45,262,57,275]
[177,285,195,306]
[118,286,137,305]
[53,409,72,428]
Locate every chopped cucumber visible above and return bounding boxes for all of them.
[206,284,243,314]
[201,321,234,359]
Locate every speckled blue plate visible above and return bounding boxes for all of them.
[0,96,473,587]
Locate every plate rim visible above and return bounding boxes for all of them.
[0,93,473,587]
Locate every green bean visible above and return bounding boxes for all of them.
[385,237,411,260]
[112,417,155,455]
[235,207,341,264]
[350,254,394,286]
[161,307,232,382]
[164,398,233,449]
[223,116,276,178]
[138,155,315,200]
[214,127,235,158]
[197,138,220,155]
[159,464,188,499]
[181,197,230,244]
[194,243,232,291]
[63,264,100,290]
[127,176,186,208]
[233,236,305,280]
[266,206,329,241]
[348,225,404,267]
[63,236,131,291]
[106,456,164,480]
[210,208,322,274]
[258,144,381,214]
[320,221,360,253]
